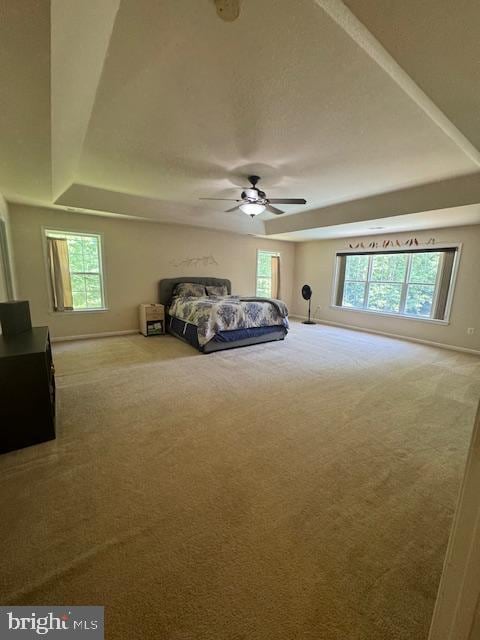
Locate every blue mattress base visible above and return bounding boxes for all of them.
[168,316,287,353]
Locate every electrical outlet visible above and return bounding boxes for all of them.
[467,327,475,335]
[314,305,321,318]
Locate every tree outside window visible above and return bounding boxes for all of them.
[256,250,279,297]
[46,231,105,311]
[339,250,449,320]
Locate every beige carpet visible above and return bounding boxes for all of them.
[1,321,479,640]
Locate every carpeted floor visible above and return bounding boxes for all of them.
[1,321,479,639]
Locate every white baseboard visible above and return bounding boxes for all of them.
[52,329,138,343]
[50,320,480,356]
[290,315,480,356]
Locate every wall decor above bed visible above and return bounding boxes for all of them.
[169,255,218,268]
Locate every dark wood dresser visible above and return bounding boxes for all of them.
[0,326,56,454]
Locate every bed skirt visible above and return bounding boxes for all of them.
[167,316,287,353]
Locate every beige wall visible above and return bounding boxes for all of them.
[9,204,295,339]
[0,196,8,302]
[0,193,15,303]
[292,225,480,352]
[9,203,480,350]
[470,601,480,639]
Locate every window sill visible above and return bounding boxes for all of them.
[329,305,449,325]
[49,308,109,315]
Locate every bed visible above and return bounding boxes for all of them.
[159,277,288,353]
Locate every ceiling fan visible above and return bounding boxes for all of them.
[199,175,307,217]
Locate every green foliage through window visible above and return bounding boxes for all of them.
[340,251,443,319]
[256,250,279,297]
[47,231,105,311]
[345,255,368,281]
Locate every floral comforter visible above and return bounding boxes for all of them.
[168,295,289,346]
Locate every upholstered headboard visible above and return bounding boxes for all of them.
[158,277,232,306]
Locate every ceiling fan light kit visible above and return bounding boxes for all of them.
[239,202,265,217]
[200,175,307,218]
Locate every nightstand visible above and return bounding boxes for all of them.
[139,304,165,336]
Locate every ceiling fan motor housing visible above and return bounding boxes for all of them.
[243,188,260,200]
[242,177,266,203]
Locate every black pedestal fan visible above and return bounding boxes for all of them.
[301,284,316,325]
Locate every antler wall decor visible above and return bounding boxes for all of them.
[169,254,219,268]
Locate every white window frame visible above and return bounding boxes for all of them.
[256,249,280,298]
[331,243,462,325]
[43,228,108,314]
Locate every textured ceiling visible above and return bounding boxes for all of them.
[1,0,480,238]
[267,205,480,242]
[0,1,51,201]
[343,0,480,151]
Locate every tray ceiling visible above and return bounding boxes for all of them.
[1,0,480,238]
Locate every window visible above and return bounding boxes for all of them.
[256,250,280,298]
[334,248,459,321]
[45,230,106,311]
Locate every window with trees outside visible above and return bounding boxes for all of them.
[46,230,105,311]
[256,250,280,297]
[334,248,458,321]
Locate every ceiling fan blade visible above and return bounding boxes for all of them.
[199,197,240,201]
[225,205,240,213]
[266,204,285,215]
[268,198,307,204]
